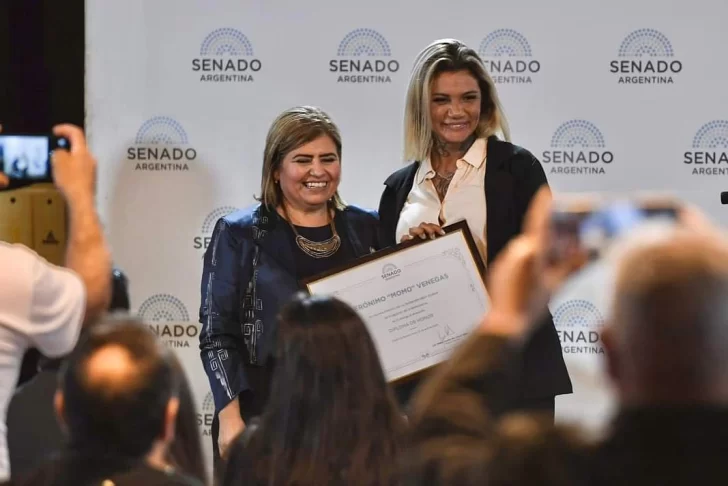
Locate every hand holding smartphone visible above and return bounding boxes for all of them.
[0,133,71,188]
[548,193,680,263]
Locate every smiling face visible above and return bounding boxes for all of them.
[429,69,482,147]
[275,135,341,213]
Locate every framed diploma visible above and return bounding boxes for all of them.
[302,221,490,383]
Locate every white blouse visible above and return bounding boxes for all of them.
[395,138,488,264]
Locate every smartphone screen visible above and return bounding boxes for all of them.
[550,199,679,261]
[0,134,68,183]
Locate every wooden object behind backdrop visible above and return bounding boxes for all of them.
[0,184,66,265]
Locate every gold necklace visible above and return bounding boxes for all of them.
[281,205,341,259]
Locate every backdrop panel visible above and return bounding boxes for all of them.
[86,0,728,472]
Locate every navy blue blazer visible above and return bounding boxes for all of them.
[378,136,572,403]
[198,203,379,412]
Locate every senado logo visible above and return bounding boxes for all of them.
[683,120,728,176]
[197,392,215,437]
[479,29,540,85]
[553,299,605,355]
[541,120,613,176]
[192,28,261,83]
[139,294,198,349]
[194,206,238,252]
[381,263,401,281]
[610,28,682,85]
[329,28,399,84]
[139,294,189,321]
[127,117,196,172]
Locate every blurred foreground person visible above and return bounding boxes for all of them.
[10,320,203,486]
[9,267,131,478]
[405,189,728,486]
[223,293,404,486]
[0,124,111,480]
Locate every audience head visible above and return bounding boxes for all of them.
[486,414,589,486]
[54,319,180,460]
[403,413,588,486]
[603,228,728,406]
[404,38,510,161]
[258,105,344,212]
[244,293,403,485]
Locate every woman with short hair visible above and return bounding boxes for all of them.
[199,106,380,472]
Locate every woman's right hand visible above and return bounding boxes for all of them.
[400,222,446,242]
[218,398,246,459]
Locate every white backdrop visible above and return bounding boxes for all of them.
[85,0,728,472]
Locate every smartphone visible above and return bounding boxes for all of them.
[0,134,70,184]
[549,194,679,261]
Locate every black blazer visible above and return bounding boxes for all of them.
[377,136,572,404]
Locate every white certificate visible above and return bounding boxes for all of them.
[303,222,490,382]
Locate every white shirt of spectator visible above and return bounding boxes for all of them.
[0,242,86,480]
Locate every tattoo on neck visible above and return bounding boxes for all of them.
[433,134,477,160]
[432,173,451,202]
[431,134,477,201]
[434,136,450,158]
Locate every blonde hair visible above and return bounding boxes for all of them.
[258,106,345,210]
[403,39,511,162]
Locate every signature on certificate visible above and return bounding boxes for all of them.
[437,324,454,343]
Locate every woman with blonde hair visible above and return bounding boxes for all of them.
[199,106,380,477]
[378,39,571,417]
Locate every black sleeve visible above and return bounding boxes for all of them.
[199,218,252,412]
[377,184,398,248]
[369,209,384,252]
[511,151,548,232]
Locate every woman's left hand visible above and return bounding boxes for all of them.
[401,222,446,242]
